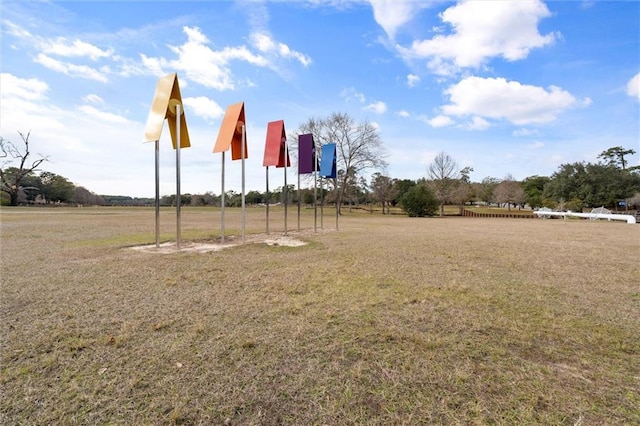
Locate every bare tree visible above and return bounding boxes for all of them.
[427,151,460,216]
[295,112,387,214]
[371,172,397,214]
[1,131,48,206]
[493,174,525,211]
[75,186,105,206]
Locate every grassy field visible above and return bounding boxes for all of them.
[1,206,639,425]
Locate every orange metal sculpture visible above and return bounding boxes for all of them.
[213,102,247,160]
[213,102,248,242]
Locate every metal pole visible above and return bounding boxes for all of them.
[335,177,339,231]
[241,125,246,243]
[266,166,270,234]
[313,150,317,233]
[320,177,324,230]
[297,172,301,231]
[175,104,181,249]
[221,151,225,243]
[155,140,160,247]
[283,139,288,236]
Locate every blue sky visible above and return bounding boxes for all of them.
[1,0,638,197]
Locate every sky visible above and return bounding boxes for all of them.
[1,0,639,198]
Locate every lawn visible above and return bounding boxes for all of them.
[1,206,638,424]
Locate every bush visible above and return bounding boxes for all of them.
[401,184,438,217]
[565,197,584,212]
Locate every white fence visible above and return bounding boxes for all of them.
[533,210,637,224]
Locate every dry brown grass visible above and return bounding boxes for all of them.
[1,206,639,425]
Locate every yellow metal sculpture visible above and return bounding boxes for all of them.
[143,72,191,248]
[143,72,190,148]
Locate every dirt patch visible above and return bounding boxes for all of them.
[129,234,308,253]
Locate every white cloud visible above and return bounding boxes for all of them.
[140,54,167,77]
[35,53,109,83]
[4,21,33,40]
[143,26,309,91]
[395,111,453,127]
[442,76,583,125]
[406,74,420,87]
[78,105,132,124]
[428,115,454,128]
[363,101,387,114]
[159,26,268,90]
[182,96,224,122]
[0,74,56,131]
[368,1,428,39]
[5,20,112,61]
[252,32,276,52]
[513,128,538,137]
[527,141,544,149]
[41,38,113,61]
[0,73,49,100]
[251,32,312,67]
[627,72,640,101]
[340,87,386,114]
[83,94,104,105]
[465,116,490,130]
[400,0,557,75]
[4,20,118,82]
[340,87,367,103]
[277,42,312,67]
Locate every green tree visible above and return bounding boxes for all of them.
[39,171,74,203]
[401,184,438,217]
[597,146,637,171]
[245,190,263,205]
[391,179,416,207]
[544,162,586,209]
[453,166,474,207]
[544,162,640,209]
[1,131,48,206]
[224,190,242,207]
[303,189,314,205]
[522,175,551,209]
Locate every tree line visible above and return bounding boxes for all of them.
[3,125,639,216]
